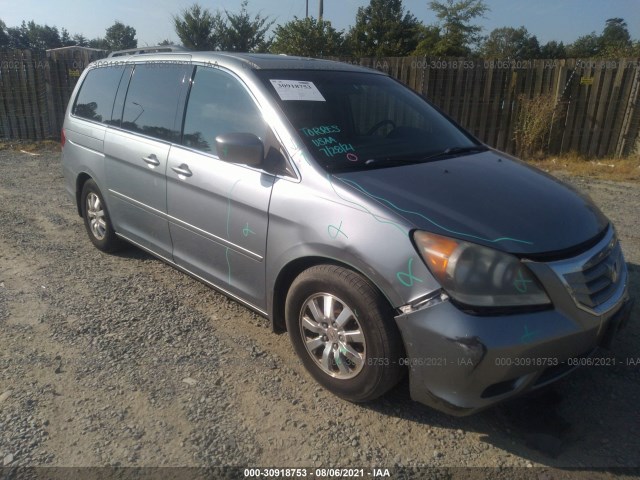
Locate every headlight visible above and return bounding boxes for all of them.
[413,231,550,308]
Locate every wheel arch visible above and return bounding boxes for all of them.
[269,255,398,334]
[75,172,93,217]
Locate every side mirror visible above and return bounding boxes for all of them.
[215,133,264,167]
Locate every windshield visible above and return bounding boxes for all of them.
[256,69,482,172]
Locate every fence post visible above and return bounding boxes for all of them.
[43,54,58,138]
[0,51,16,139]
[616,62,640,157]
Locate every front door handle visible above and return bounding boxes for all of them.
[171,164,193,177]
[142,154,160,166]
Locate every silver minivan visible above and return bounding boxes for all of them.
[62,51,632,415]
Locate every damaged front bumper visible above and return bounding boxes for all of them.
[395,288,632,416]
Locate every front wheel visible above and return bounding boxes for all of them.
[285,265,405,402]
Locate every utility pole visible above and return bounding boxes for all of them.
[306,0,308,18]
[318,0,323,20]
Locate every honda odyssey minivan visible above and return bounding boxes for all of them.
[62,50,632,415]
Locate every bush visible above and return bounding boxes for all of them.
[513,93,559,159]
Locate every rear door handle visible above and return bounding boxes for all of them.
[171,164,192,177]
[142,154,160,166]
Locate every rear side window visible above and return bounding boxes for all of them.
[182,66,266,153]
[122,63,192,142]
[73,66,125,123]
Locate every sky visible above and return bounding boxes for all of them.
[1,0,639,47]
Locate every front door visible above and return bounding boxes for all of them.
[167,65,275,309]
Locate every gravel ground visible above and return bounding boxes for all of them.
[0,149,638,477]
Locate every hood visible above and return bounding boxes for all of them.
[335,151,608,255]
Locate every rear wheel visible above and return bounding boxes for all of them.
[80,179,122,252]
[285,265,404,402]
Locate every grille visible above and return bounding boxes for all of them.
[563,236,624,309]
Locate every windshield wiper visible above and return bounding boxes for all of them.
[419,145,488,162]
[327,156,420,172]
[326,145,488,172]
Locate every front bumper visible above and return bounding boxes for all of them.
[396,293,631,416]
[395,229,632,416]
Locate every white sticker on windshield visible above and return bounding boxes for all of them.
[270,79,326,101]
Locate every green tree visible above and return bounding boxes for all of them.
[173,3,224,51]
[105,21,137,50]
[347,0,422,57]
[481,26,540,58]
[428,0,489,56]
[0,19,9,48]
[566,32,600,57]
[412,25,441,56]
[599,18,632,56]
[6,23,29,49]
[600,18,630,47]
[60,28,75,46]
[33,22,62,50]
[88,37,110,50]
[540,40,566,59]
[7,21,64,50]
[0,19,94,50]
[73,34,89,47]
[271,17,344,57]
[220,0,273,52]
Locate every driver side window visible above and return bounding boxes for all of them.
[182,66,267,154]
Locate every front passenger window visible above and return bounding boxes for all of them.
[182,67,266,154]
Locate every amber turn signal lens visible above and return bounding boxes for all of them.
[414,232,459,277]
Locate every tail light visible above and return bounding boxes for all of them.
[61,128,66,148]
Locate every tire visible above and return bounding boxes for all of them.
[285,264,405,402]
[80,179,122,253]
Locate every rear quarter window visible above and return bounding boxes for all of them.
[72,66,125,123]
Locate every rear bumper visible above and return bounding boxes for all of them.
[395,289,632,416]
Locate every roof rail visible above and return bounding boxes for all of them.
[108,45,189,57]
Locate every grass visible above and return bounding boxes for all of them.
[529,152,640,183]
[1,140,639,182]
